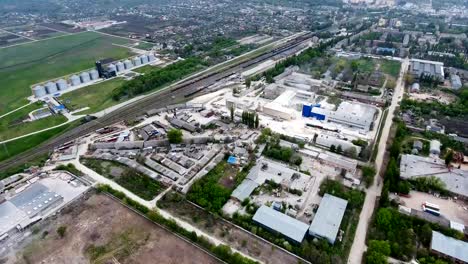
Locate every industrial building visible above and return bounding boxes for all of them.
[400,154,468,198]
[231,158,312,202]
[409,59,445,81]
[262,90,297,120]
[305,102,377,132]
[309,194,348,244]
[430,231,468,263]
[252,205,310,243]
[315,134,361,153]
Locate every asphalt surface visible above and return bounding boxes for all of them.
[0,33,312,171]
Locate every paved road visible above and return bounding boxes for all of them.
[347,58,409,264]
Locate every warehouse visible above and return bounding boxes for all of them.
[431,231,468,263]
[253,205,309,243]
[309,102,376,132]
[315,134,361,153]
[409,59,444,81]
[262,90,297,120]
[309,194,348,244]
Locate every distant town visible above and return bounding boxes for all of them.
[0,0,467,264]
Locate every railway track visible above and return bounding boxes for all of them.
[0,33,313,171]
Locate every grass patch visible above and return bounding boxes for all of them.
[132,64,160,74]
[81,158,163,200]
[0,153,49,180]
[0,102,67,141]
[59,78,126,115]
[0,120,80,163]
[379,60,401,77]
[0,31,135,115]
[55,163,83,176]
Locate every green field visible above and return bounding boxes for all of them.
[0,31,136,116]
[0,119,80,162]
[0,102,67,141]
[132,65,160,74]
[379,60,402,77]
[59,78,126,115]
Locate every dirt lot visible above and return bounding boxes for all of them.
[5,193,220,264]
[158,191,302,264]
[399,191,468,225]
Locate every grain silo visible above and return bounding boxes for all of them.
[132,57,141,67]
[124,59,133,69]
[80,72,91,83]
[45,82,58,94]
[32,85,47,98]
[56,79,68,91]
[116,62,125,72]
[89,69,99,80]
[140,55,149,64]
[108,63,117,73]
[148,54,156,62]
[70,75,81,86]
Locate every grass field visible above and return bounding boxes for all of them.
[0,119,80,162]
[132,64,160,74]
[379,60,402,77]
[59,78,126,115]
[0,31,136,116]
[0,102,67,141]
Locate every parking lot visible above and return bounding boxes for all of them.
[399,191,468,225]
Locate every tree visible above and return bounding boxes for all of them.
[336,145,343,154]
[444,150,453,167]
[254,114,259,129]
[167,129,183,144]
[344,147,357,158]
[57,226,67,238]
[245,78,251,88]
[330,145,336,152]
[230,106,235,122]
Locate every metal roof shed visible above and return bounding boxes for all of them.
[253,205,309,243]
[309,194,348,244]
[431,231,468,263]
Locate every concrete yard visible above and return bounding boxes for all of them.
[399,191,468,225]
[3,193,221,264]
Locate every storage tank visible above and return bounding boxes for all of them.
[133,57,141,67]
[89,69,99,80]
[32,85,47,98]
[140,55,149,64]
[80,72,91,83]
[124,60,133,69]
[70,75,81,86]
[45,82,58,94]
[108,63,117,73]
[148,54,156,62]
[116,62,125,72]
[56,79,68,91]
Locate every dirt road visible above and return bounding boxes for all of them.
[347,58,409,264]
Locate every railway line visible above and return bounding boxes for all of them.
[0,33,313,171]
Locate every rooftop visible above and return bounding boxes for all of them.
[309,194,348,244]
[253,205,309,243]
[431,231,468,263]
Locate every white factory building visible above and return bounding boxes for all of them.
[262,90,298,120]
[310,102,377,132]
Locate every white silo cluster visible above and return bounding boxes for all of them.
[56,79,68,91]
[80,72,91,83]
[148,53,156,62]
[70,75,81,86]
[45,82,58,94]
[124,59,133,69]
[108,63,117,73]
[133,57,141,67]
[116,61,125,72]
[140,55,149,64]
[89,69,99,80]
[32,85,47,98]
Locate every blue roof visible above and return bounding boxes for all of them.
[253,205,309,243]
[227,156,237,164]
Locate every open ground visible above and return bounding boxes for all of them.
[6,193,220,264]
